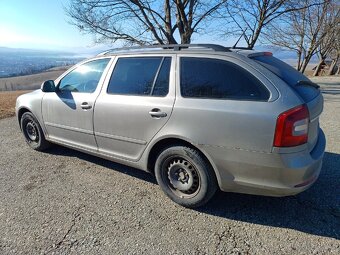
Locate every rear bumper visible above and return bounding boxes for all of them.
[201,128,326,197]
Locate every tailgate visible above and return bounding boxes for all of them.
[251,54,324,151]
[306,92,323,151]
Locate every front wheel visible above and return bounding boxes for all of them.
[154,146,217,208]
[20,112,51,151]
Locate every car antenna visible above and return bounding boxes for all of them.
[232,28,247,49]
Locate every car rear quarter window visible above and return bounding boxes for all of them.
[253,55,319,102]
[107,57,171,96]
[180,57,269,100]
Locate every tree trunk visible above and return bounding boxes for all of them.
[327,54,339,75]
[297,51,302,71]
[248,25,263,49]
[300,50,313,74]
[300,58,310,74]
[164,0,177,44]
[313,59,324,76]
[180,31,192,44]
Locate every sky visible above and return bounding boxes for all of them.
[0,0,104,51]
[0,0,248,53]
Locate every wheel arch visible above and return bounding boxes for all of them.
[17,107,32,129]
[17,107,47,139]
[146,137,222,189]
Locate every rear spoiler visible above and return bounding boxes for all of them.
[247,52,273,58]
[296,80,320,89]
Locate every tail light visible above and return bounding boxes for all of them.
[274,105,309,147]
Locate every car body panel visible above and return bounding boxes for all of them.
[41,57,113,150]
[306,92,324,151]
[42,91,98,150]
[200,128,325,196]
[16,89,47,134]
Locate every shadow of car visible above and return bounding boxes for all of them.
[44,146,340,239]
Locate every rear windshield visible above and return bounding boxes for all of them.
[253,55,319,102]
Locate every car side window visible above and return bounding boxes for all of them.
[107,57,171,96]
[58,58,111,93]
[180,57,270,100]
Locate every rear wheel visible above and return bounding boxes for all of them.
[21,112,50,151]
[155,146,217,208]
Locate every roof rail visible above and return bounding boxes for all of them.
[231,46,252,50]
[97,44,232,56]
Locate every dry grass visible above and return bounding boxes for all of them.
[0,91,31,119]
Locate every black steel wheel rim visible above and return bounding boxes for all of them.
[24,119,39,144]
[162,156,201,198]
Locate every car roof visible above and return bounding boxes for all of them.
[95,44,263,57]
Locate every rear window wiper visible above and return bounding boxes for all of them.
[296,80,320,89]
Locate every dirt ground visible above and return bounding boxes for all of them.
[0,91,31,119]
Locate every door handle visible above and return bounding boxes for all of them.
[81,102,92,110]
[149,108,167,118]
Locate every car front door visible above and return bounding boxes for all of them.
[42,58,112,150]
[94,55,175,161]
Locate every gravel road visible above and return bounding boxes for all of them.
[0,86,339,254]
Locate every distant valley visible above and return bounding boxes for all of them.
[0,47,87,78]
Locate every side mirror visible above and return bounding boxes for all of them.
[41,80,56,92]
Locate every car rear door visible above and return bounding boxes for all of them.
[94,55,175,161]
[42,58,112,150]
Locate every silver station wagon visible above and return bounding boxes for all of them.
[16,44,325,208]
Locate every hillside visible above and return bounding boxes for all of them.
[0,66,69,91]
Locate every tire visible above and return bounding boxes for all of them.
[20,112,51,151]
[154,146,217,208]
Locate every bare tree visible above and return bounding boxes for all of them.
[313,1,340,76]
[266,0,336,73]
[327,8,340,75]
[66,0,227,45]
[327,36,340,75]
[222,0,325,49]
